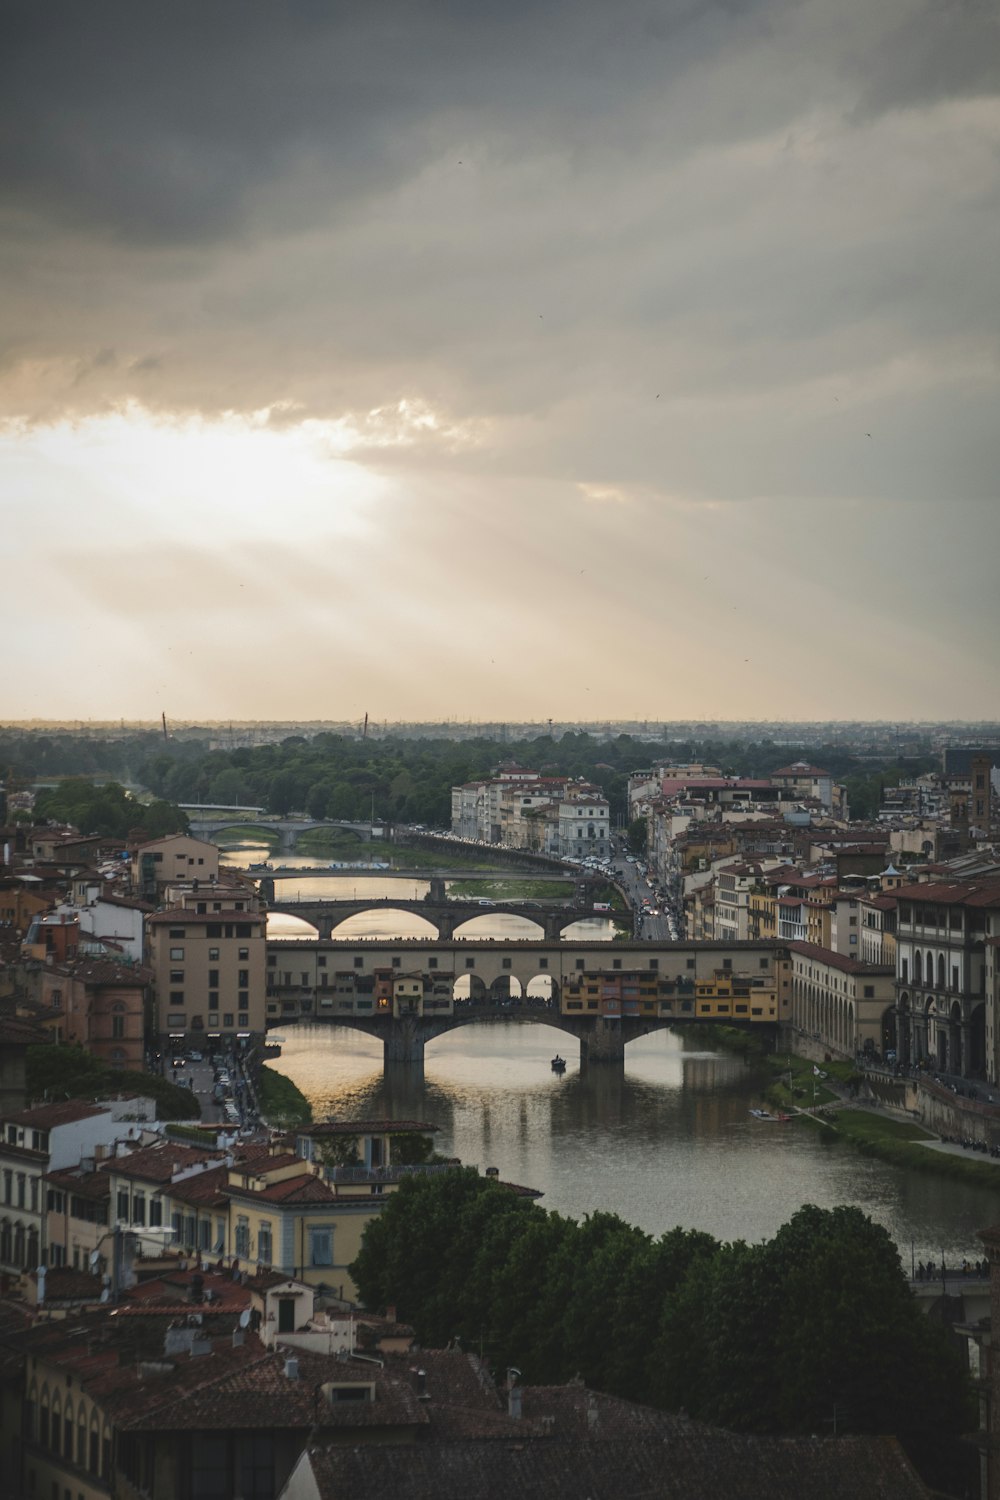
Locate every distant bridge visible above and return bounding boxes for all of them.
[188,816,379,851]
[266,896,631,941]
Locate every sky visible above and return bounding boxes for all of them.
[2,0,999,725]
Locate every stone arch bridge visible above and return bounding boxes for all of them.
[266,896,630,941]
[264,937,790,1067]
[188,816,379,852]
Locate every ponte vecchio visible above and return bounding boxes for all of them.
[264,937,793,1065]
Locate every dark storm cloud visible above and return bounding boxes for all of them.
[853,1,1000,118]
[2,0,783,243]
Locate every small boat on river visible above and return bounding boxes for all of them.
[749,1108,792,1122]
[551,1055,566,1074]
[248,861,274,872]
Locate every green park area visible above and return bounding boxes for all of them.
[447,877,576,900]
[257,1064,313,1126]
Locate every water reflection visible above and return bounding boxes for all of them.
[272,1023,997,1262]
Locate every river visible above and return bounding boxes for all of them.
[228,846,1000,1263]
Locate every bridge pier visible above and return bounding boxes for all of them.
[580,1017,625,1066]
[383,1017,427,1066]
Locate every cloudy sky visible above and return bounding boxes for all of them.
[3,0,999,724]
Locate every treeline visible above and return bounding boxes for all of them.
[27,1046,199,1121]
[32,780,188,841]
[350,1171,970,1488]
[5,727,938,827]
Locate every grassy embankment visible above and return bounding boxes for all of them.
[763,1051,1000,1185]
[257,1065,312,1127]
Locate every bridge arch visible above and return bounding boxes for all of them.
[330,909,439,940]
[452,913,546,940]
[266,912,320,939]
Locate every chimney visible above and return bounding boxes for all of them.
[385,1303,396,1323]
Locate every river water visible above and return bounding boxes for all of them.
[230,848,1000,1262]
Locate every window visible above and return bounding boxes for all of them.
[170,991,184,1005]
[686,958,695,970]
[238,1013,248,1027]
[239,969,249,987]
[309,1227,333,1266]
[117,1189,129,1221]
[112,1013,125,1040]
[223,1013,234,1027]
[206,924,222,938]
[208,969,219,987]
[235,1217,250,1257]
[169,948,184,961]
[863,985,874,999]
[169,927,185,939]
[354,956,363,968]
[239,947,250,960]
[258,1222,272,1263]
[209,947,220,961]
[466,958,475,969]
[149,1198,162,1227]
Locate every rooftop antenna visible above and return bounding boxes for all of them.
[362,712,368,739]
[161,712,168,742]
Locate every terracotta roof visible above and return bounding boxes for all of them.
[227,1173,337,1205]
[46,1164,111,1200]
[789,942,894,977]
[297,1432,930,1500]
[147,909,263,927]
[0,1015,51,1046]
[166,1163,231,1208]
[894,879,1000,909]
[45,957,152,986]
[35,1266,103,1302]
[2,1099,109,1128]
[126,1344,427,1434]
[101,1140,221,1183]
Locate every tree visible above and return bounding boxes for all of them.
[627,817,647,854]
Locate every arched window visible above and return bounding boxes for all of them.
[51,1391,61,1456]
[78,1404,88,1465]
[914,952,922,984]
[0,1218,10,1263]
[64,1397,74,1458]
[39,1384,49,1447]
[89,1413,101,1474]
[937,954,946,990]
[13,1222,25,1266]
